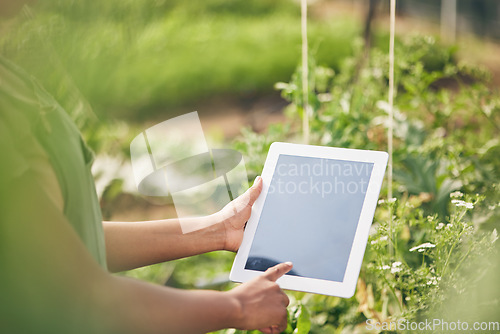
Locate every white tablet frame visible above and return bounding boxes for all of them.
[230,142,388,298]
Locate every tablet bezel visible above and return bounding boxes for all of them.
[229,142,388,298]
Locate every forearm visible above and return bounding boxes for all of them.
[1,171,240,334]
[104,177,263,272]
[103,214,226,272]
[100,263,293,334]
[103,275,241,334]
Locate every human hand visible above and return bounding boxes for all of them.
[227,262,292,333]
[218,176,263,252]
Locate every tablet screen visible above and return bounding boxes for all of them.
[245,154,374,282]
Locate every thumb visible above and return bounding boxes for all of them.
[262,262,293,282]
[221,176,262,217]
[247,175,263,205]
[234,175,262,208]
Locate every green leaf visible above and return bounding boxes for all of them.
[293,304,311,334]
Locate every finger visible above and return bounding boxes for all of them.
[259,324,281,334]
[276,321,287,333]
[281,291,290,306]
[247,175,263,205]
[230,176,262,210]
[262,262,293,282]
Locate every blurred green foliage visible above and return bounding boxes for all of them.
[1,0,360,120]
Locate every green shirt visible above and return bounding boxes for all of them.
[0,56,107,269]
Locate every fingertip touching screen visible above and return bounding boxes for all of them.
[245,154,374,282]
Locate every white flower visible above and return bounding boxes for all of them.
[379,265,390,270]
[378,198,397,204]
[436,223,445,230]
[370,235,388,245]
[450,191,463,198]
[391,261,403,274]
[274,82,297,91]
[426,277,441,285]
[451,199,474,209]
[410,242,436,252]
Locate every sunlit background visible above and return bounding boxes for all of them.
[1,1,499,333]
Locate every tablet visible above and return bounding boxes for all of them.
[230,142,388,298]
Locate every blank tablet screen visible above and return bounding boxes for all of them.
[245,154,374,282]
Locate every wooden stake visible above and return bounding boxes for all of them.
[301,0,310,144]
[388,0,395,202]
[388,0,396,255]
